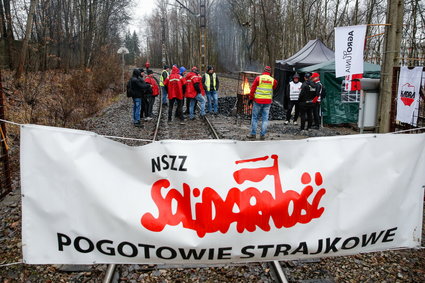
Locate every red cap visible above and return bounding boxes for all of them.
[264,66,272,73]
[311,72,320,79]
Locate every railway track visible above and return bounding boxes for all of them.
[101,98,288,282]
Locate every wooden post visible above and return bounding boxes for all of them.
[0,69,12,199]
[199,0,207,72]
[377,0,404,133]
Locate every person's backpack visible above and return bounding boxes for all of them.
[126,79,133,97]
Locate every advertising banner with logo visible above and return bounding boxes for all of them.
[335,25,367,78]
[21,125,425,264]
[396,66,423,126]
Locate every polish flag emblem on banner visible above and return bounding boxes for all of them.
[396,66,423,126]
[399,83,415,106]
[344,74,363,91]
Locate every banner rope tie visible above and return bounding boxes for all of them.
[0,119,153,142]
[0,261,23,267]
[0,119,424,139]
[390,127,425,134]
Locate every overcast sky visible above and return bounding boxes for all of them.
[128,0,156,33]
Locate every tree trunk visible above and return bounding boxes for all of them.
[377,0,404,133]
[15,0,37,79]
[0,0,7,37]
[4,0,14,68]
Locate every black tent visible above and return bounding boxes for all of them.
[273,39,334,107]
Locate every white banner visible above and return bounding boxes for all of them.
[335,25,367,78]
[21,125,425,264]
[396,66,423,126]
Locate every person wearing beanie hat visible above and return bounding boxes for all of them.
[202,65,220,115]
[184,67,198,115]
[246,66,277,140]
[137,67,149,119]
[285,72,302,125]
[298,72,317,132]
[144,69,160,120]
[310,72,326,129]
[179,66,187,76]
[160,65,170,106]
[185,66,206,120]
[129,68,152,127]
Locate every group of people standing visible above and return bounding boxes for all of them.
[159,65,220,122]
[128,64,325,136]
[128,68,159,127]
[246,67,326,139]
[285,72,326,131]
[128,64,219,126]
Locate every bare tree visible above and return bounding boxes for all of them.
[15,0,37,79]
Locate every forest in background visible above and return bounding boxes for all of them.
[1,0,424,73]
[0,0,133,130]
[142,0,424,71]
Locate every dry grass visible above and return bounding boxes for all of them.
[2,65,121,148]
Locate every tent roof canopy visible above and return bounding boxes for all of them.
[275,39,334,70]
[298,60,381,73]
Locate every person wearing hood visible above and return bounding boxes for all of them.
[164,66,186,121]
[186,66,206,120]
[202,65,220,115]
[129,68,152,127]
[246,66,277,140]
[184,66,197,115]
[285,73,302,125]
[298,72,317,132]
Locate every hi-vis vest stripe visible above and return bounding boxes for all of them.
[204,73,216,91]
[254,75,274,100]
[289,81,302,101]
[160,70,169,86]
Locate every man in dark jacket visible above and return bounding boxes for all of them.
[298,73,317,131]
[311,72,326,129]
[130,69,151,127]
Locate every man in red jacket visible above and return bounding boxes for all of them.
[184,67,197,115]
[187,67,206,120]
[145,69,159,120]
[247,66,277,140]
[164,66,186,121]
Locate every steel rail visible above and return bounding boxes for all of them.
[201,113,220,140]
[152,96,163,141]
[102,264,116,283]
[271,261,289,283]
